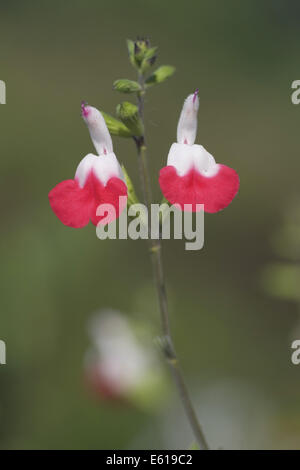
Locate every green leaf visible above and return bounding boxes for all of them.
[126,39,138,69]
[113,79,142,94]
[101,111,133,138]
[145,65,176,87]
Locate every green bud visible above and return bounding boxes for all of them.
[134,38,150,63]
[121,165,139,207]
[101,111,133,138]
[127,37,157,72]
[116,102,144,137]
[113,79,142,94]
[140,46,158,73]
[145,65,176,87]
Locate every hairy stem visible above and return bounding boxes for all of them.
[134,74,209,450]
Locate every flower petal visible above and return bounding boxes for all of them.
[92,152,125,187]
[167,143,218,177]
[48,179,95,228]
[49,173,127,228]
[85,364,124,400]
[74,153,98,188]
[159,164,239,213]
[90,175,127,226]
[177,91,199,145]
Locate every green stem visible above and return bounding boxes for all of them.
[134,73,209,450]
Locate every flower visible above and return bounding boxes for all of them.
[48,103,127,228]
[159,90,239,213]
[84,310,167,405]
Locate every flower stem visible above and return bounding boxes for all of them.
[134,75,209,450]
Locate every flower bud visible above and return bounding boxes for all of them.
[134,38,150,64]
[113,79,141,94]
[116,102,144,137]
[127,37,156,72]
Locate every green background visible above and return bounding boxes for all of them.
[0,0,300,449]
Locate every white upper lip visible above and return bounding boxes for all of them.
[75,153,125,188]
[167,143,219,178]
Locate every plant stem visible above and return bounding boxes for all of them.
[134,75,209,450]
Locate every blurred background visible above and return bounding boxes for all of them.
[0,0,300,449]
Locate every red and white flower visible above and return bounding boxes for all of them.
[48,103,127,228]
[85,310,161,402]
[159,90,239,213]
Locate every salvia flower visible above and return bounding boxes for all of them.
[85,310,167,405]
[159,91,239,213]
[48,103,127,228]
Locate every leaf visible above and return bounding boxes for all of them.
[145,65,176,87]
[127,39,138,69]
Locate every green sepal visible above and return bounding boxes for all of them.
[113,79,142,94]
[101,111,133,138]
[121,165,139,207]
[127,368,169,412]
[143,46,158,61]
[140,46,158,73]
[145,65,176,87]
[116,101,144,137]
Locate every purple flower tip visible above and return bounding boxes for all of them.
[193,89,199,103]
[81,101,89,117]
